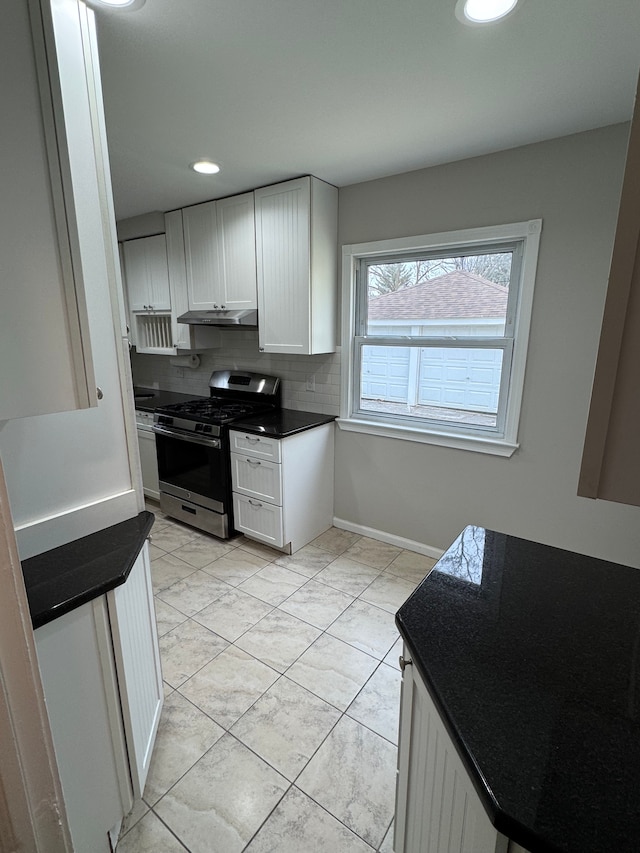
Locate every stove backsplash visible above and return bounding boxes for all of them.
[130,329,341,415]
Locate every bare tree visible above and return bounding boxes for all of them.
[367,252,512,298]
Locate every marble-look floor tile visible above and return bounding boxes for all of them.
[193,588,273,642]
[238,564,307,606]
[359,573,416,614]
[119,797,149,838]
[116,810,187,852]
[297,715,396,849]
[151,524,200,554]
[385,549,438,585]
[158,619,228,688]
[274,545,335,578]
[347,663,401,745]
[314,556,381,597]
[170,535,235,569]
[231,676,340,780]
[148,543,167,561]
[383,636,403,669]
[378,819,395,852]
[237,537,285,561]
[143,691,224,805]
[278,580,354,630]
[179,644,279,729]
[156,570,232,617]
[310,527,361,555]
[162,681,174,699]
[234,610,321,673]
[151,553,197,593]
[344,536,402,570]
[154,598,187,638]
[327,599,399,660]
[154,734,288,853]
[202,548,270,586]
[286,634,378,711]
[245,786,374,853]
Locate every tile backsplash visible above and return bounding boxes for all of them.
[131,329,341,415]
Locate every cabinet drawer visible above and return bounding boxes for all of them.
[233,493,284,548]
[229,430,282,462]
[231,453,282,504]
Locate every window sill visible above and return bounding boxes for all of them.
[336,417,519,457]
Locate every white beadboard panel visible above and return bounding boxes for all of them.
[130,336,341,415]
[182,200,221,310]
[231,453,282,504]
[233,492,284,548]
[256,178,311,354]
[395,652,507,853]
[217,192,257,309]
[108,546,163,799]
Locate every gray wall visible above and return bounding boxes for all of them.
[336,124,640,567]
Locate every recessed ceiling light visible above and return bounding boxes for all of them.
[85,0,146,10]
[190,160,221,175]
[455,0,519,25]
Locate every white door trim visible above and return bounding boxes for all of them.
[0,456,72,853]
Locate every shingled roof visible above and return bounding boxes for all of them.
[368,270,508,320]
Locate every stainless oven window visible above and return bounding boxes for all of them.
[154,431,228,508]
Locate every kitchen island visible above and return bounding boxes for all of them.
[22,512,162,851]
[395,526,640,853]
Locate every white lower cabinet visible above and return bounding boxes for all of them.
[34,545,163,852]
[230,423,334,553]
[136,416,160,500]
[396,644,531,853]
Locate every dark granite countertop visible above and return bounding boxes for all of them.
[396,526,640,853]
[230,408,336,438]
[133,387,206,413]
[22,511,154,629]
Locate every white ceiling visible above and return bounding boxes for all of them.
[94,0,640,222]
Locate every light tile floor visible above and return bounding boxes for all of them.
[116,501,436,853]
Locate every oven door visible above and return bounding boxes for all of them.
[153,425,230,535]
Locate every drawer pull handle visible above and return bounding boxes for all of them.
[247,458,261,466]
[246,436,260,443]
[248,499,263,508]
[399,655,412,671]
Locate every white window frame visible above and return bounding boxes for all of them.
[339,220,542,457]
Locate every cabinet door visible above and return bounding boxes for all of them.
[123,235,171,311]
[108,546,163,799]
[255,177,311,354]
[183,200,222,310]
[0,0,96,420]
[218,192,257,309]
[34,600,132,853]
[231,452,282,504]
[137,428,160,500]
[233,493,284,548]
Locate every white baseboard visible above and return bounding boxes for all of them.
[333,517,443,560]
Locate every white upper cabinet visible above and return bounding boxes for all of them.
[122,234,171,311]
[182,193,257,311]
[217,192,258,309]
[255,176,338,354]
[1,0,97,420]
[183,200,221,310]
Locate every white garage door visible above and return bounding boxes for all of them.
[361,345,410,402]
[418,348,503,413]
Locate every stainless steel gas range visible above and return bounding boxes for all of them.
[152,370,281,538]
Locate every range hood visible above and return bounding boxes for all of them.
[177,309,258,327]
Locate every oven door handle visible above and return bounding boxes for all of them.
[152,425,221,449]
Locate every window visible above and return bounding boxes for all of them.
[340,221,541,455]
